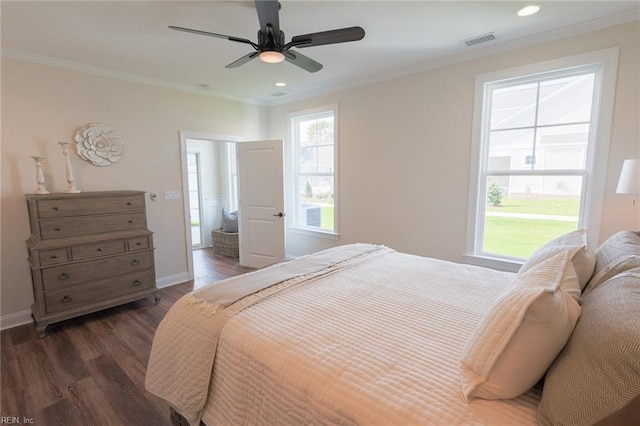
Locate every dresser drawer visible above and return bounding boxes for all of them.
[42,250,153,291]
[127,236,151,251]
[39,248,69,266]
[39,213,146,240]
[72,239,125,261]
[37,195,144,219]
[44,270,155,314]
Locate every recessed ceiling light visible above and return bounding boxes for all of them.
[517,5,541,17]
[275,82,287,87]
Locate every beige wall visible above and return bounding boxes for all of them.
[1,59,269,325]
[2,20,638,328]
[270,20,639,260]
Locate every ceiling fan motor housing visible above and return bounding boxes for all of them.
[258,28,285,53]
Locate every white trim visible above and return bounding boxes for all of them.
[0,48,265,106]
[0,309,33,330]
[266,12,636,106]
[289,227,339,241]
[156,272,190,289]
[586,48,620,247]
[463,254,522,273]
[2,12,635,107]
[465,47,619,266]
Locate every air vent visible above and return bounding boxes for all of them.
[271,91,287,97]
[461,32,496,47]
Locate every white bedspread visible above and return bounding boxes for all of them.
[146,244,541,425]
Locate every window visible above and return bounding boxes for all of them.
[289,105,338,235]
[187,152,203,247]
[466,49,618,271]
[225,142,238,211]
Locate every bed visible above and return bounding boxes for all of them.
[145,230,640,426]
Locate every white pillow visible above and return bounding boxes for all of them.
[221,208,238,233]
[519,229,595,291]
[460,249,582,401]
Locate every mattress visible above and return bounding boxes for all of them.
[147,244,541,425]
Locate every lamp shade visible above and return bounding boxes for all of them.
[616,159,640,194]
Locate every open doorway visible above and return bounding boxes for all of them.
[181,132,241,281]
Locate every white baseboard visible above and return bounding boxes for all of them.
[0,272,191,331]
[0,309,33,330]
[156,272,190,289]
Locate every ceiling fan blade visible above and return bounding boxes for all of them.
[226,51,260,69]
[283,50,323,73]
[169,26,258,49]
[287,26,365,49]
[254,0,280,36]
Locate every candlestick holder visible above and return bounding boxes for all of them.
[31,156,50,194]
[58,142,80,193]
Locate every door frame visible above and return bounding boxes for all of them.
[179,131,244,280]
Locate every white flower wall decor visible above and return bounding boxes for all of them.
[74,123,124,166]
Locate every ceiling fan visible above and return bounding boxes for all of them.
[169,0,365,73]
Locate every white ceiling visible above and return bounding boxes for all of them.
[2,1,639,105]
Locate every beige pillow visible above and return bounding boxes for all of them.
[583,230,640,295]
[537,269,640,425]
[519,229,595,291]
[460,249,582,401]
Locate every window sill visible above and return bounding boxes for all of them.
[289,227,339,241]
[463,254,523,273]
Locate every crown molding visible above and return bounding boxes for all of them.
[0,48,266,106]
[265,11,639,106]
[2,10,637,108]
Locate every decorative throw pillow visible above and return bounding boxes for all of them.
[221,208,238,233]
[582,230,640,295]
[519,229,596,291]
[536,269,640,426]
[460,249,582,401]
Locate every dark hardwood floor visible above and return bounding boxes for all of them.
[1,249,253,425]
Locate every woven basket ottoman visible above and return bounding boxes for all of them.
[212,228,239,258]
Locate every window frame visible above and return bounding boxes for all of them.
[288,104,339,238]
[465,48,619,272]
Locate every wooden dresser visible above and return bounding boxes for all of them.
[25,190,159,337]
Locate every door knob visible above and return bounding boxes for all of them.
[273,212,285,217]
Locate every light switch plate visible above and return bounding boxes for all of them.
[164,190,181,200]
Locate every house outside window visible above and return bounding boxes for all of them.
[289,105,338,235]
[466,49,619,271]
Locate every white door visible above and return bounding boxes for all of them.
[237,140,285,268]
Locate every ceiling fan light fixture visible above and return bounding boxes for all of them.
[259,50,285,63]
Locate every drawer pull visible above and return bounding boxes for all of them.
[52,206,59,211]
[130,259,140,266]
[55,226,63,231]
[61,295,72,303]
[126,202,132,206]
[59,272,70,280]
[97,247,104,252]
[136,242,142,246]
[132,279,142,287]
[50,255,58,259]
[128,220,134,224]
